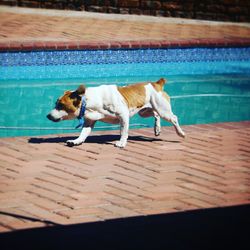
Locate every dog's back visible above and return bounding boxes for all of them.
[117,78,168,109]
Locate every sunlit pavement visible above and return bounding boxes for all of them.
[0,122,249,232]
[0,6,250,50]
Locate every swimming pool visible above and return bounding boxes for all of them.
[1,47,250,137]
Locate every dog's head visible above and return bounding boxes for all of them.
[47,85,86,122]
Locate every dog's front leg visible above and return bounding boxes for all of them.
[115,111,129,148]
[66,120,95,147]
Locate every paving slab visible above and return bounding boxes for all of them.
[0,6,250,50]
[0,122,249,232]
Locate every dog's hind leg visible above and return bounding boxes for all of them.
[138,108,161,136]
[168,114,185,138]
[158,111,185,138]
[154,111,161,136]
[150,94,185,138]
[66,119,96,147]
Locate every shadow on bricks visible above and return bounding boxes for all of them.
[0,211,60,227]
[0,204,249,250]
[28,134,165,145]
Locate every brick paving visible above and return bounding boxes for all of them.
[0,122,249,232]
[0,6,250,50]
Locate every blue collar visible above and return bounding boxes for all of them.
[75,96,86,129]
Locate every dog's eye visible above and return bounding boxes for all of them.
[56,102,64,110]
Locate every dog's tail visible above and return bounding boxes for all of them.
[151,78,167,92]
[155,78,167,90]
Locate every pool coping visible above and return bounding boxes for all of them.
[1,38,250,52]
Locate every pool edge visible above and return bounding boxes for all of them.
[1,38,250,52]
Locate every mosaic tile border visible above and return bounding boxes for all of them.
[1,47,250,67]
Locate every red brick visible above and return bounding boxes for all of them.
[168,40,180,47]
[137,207,179,215]
[111,165,157,184]
[0,154,26,167]
[109,41,122,49]
[55,41,68,50]
[0,42,9,51]
[160,40,171,48]
[178,40,193,47]
[27,186,67,202]
[21,42,34,50]
[100,204,140,217]
[59,198,107,210]
[145,184,189,200]
[56,207,105,219]
[33,41,46,50]
[119,41,132,48]
[129,41,141,48]
[65,41,78,50]
[149,40,162,48]
[181,198,215,209]
[97,42,111,49]
[178,182,225,197]
[44,42,57,50]
[8,42,22,51]
[7,221,47,231]
[77,41,100,50]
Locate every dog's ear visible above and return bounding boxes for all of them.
[64,90,71,95]
[76,85,86,96]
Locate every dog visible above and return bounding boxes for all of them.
[47,78,185,148]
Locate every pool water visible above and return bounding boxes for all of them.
[1,73,250,138]
[1,48,250,137]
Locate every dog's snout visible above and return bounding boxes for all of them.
[47,114,60,122]
[47,114,52,120]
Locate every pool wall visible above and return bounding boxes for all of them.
[2,47,250,67]
[1,47,250,81]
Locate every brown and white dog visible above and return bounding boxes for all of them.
[47,78,185,148]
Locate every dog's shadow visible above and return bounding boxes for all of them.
[28,134,174,145]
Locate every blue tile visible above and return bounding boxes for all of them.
[1,47,250,67]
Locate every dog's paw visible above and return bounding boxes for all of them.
[115,140,127,148]
[155,132,161,136]
[178,131,186,138]
[66,140,75,147]
[66,140,82,147]
[154,128,161,136]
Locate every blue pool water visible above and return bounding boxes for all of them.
[0,47,250,137]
